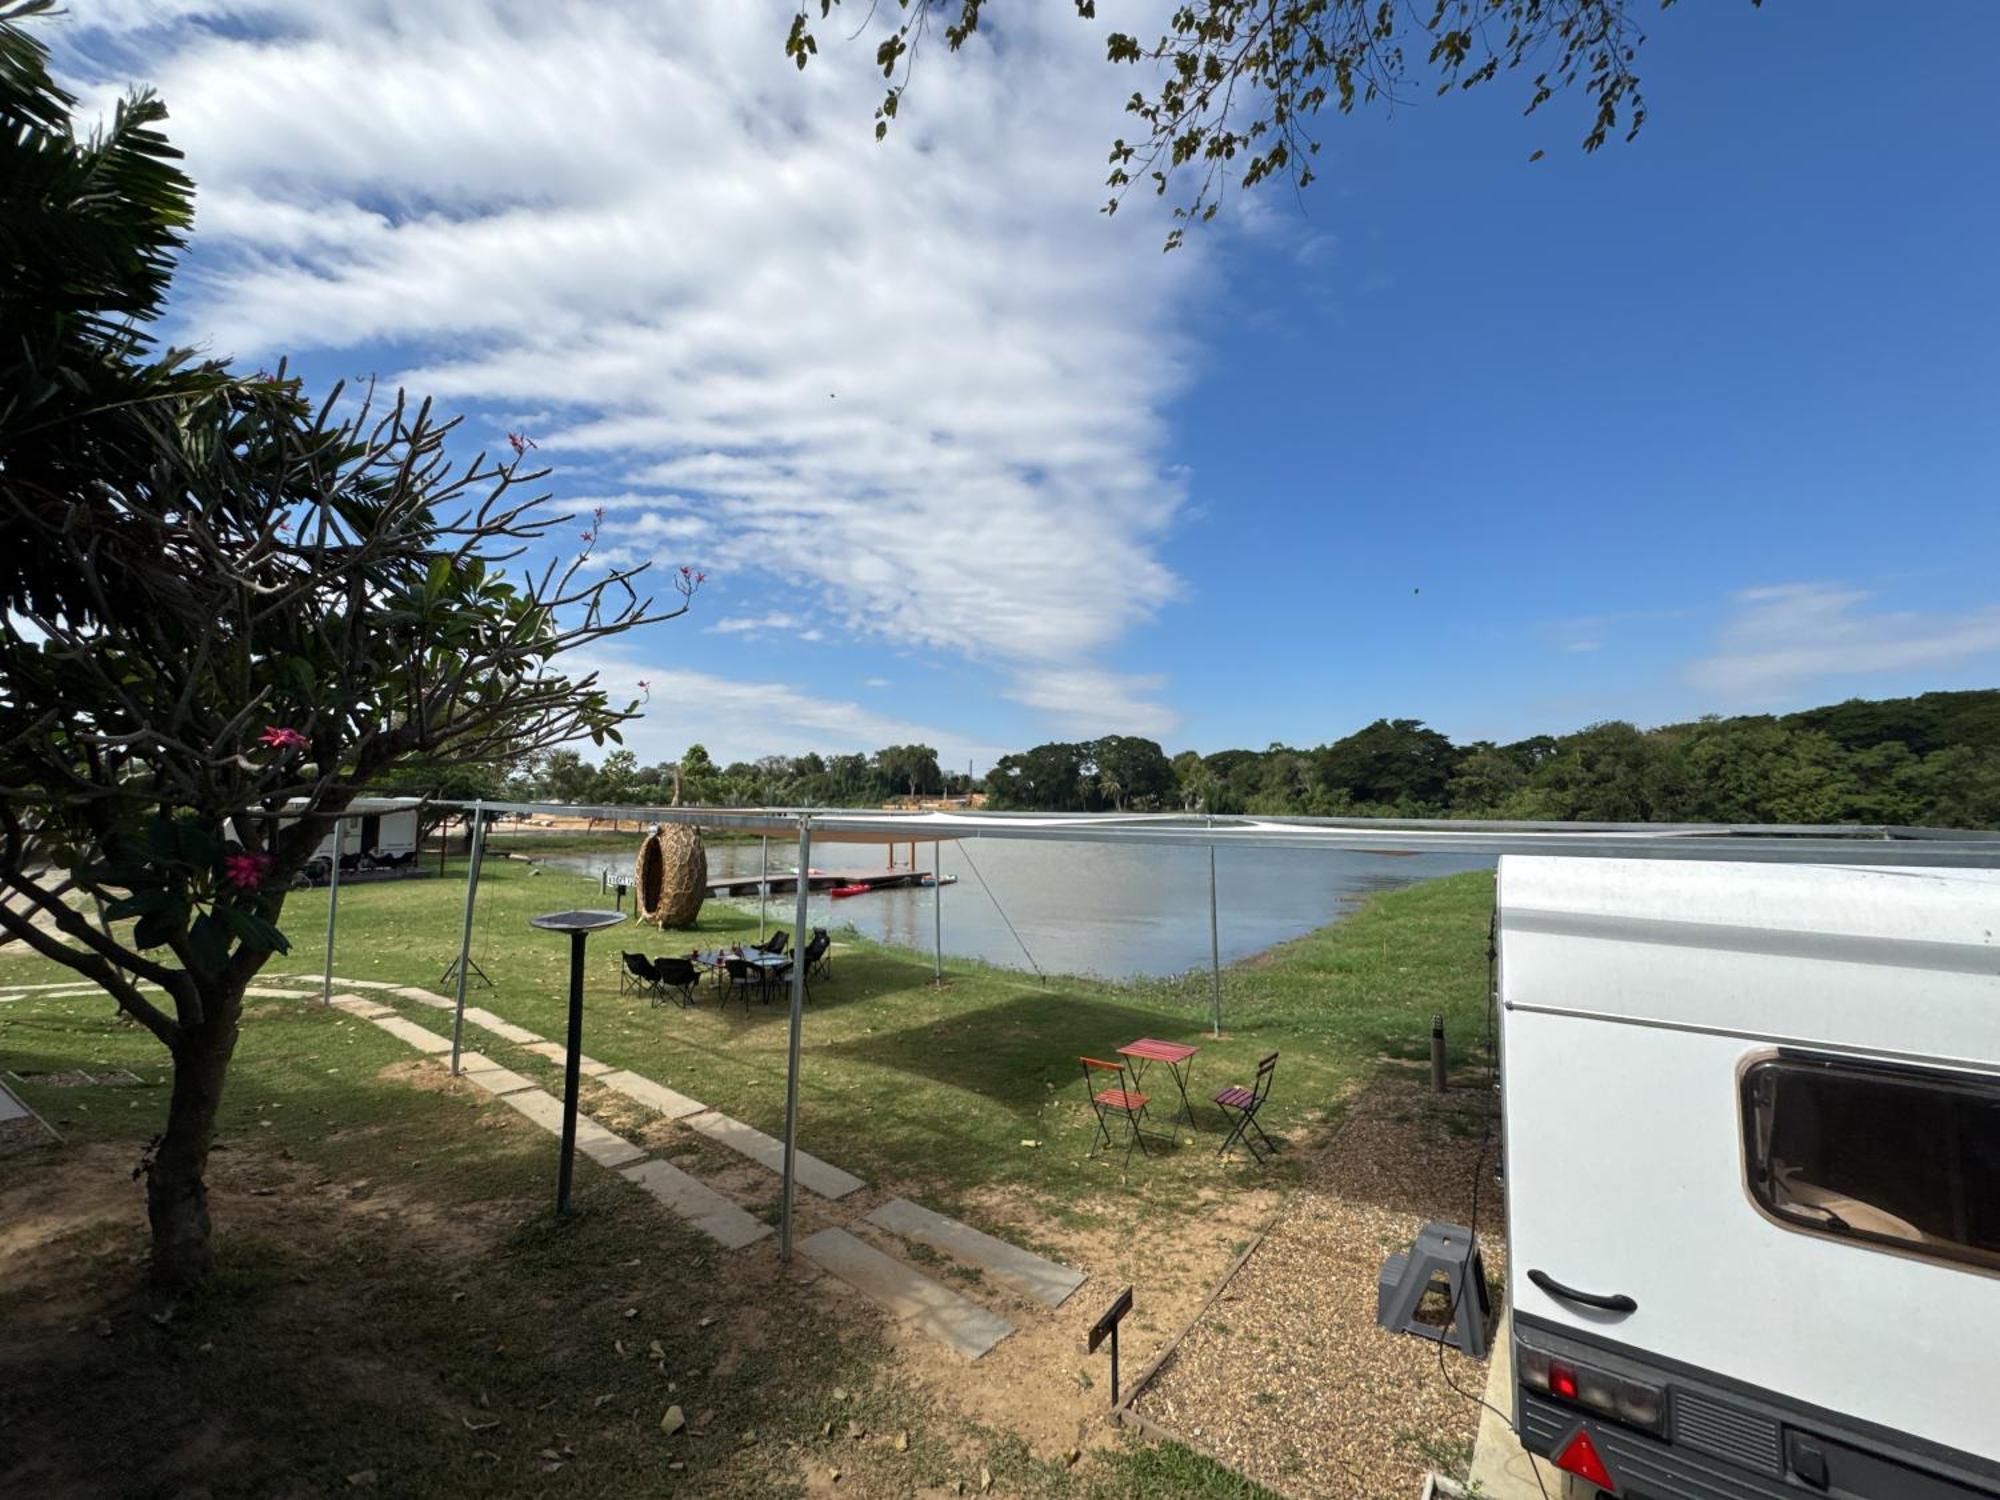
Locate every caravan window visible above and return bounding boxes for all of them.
[1742,1055,2000,1273]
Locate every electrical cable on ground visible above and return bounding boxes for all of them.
[1429,907,1552,1500]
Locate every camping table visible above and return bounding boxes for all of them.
[1117,1038,1199,1136]
[695,948,789,1001]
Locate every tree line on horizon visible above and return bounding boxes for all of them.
[454,689,2000,830]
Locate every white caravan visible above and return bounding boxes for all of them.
[286,797,423,864]
[1499,856,2000,1499]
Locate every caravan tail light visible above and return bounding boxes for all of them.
[1518,1346,1551,1394]
[1518,1342,1666,1437]
[1549,1360,1580,1402]
[1577,1365,1621,1414]
[1615,1379,1664,1430]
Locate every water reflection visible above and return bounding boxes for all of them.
[535,836,1491,980]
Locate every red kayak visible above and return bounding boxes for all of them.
[828,883,870,899]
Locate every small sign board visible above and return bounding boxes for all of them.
[1088,1286,1133,1354]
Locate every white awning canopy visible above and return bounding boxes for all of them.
[397,799,2000,1261]
[439,800,2000,867]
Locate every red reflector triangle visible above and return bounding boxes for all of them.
[1554,1428,1614,1489]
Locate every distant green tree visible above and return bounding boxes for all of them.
[1678,718,1850,825]
[873,743,943,798]
[1909,745,2000,830]
[1315,718,1462,811]
[1445,743,1530,816]
[540,748,596,803]
[1170,749,1213,812]
[1527,721,1688,822]
[1089,735,1175,811]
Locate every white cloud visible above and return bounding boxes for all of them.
[58,1,1191,739]
[1004,666,1178,739]
[1685,583,2000,700]
[706,613,804,637]
[863,677,890,689]
[569,650,1000,770]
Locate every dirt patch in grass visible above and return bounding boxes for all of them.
[0,1135,912,1499]
[1130,1072,1500,1498]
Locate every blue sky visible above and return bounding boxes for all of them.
[57,2,2000,771]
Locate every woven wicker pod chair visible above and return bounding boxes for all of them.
[636,824,707,928]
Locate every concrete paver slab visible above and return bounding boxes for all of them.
[369,1014,451,1054]
[329,995,396,1019]
[456,1054,538,1096]
[866,1198,1085,1308]
[396,987,455,1008]
[798,1228,1013,1359]
[461,1007,542,1045]
[619,1159,773,1249]
[683,1110,865,1200]
[496,1087,645,1168]
[600,1069,707,1120]
[523,1041,612,1076]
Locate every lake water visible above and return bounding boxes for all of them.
[539,836,1492,980]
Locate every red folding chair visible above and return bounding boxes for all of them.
[1081,1057,1152,1163]
[1214,1051,1280,1162]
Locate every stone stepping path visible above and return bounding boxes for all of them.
[619,1159,773,1249]
[459,1007,541,1045]
[524,1040,612,1076]
[369,1014,452,1054]
[329,994,396,1019]
[306,971,1076,1350]
[599,1069,706,1120]
[455,1052,538,1097]
[683,1110,865,1200]
[798,1228,1014,1360]
[497,1088,647,1169]
[865,1198,1085,1309]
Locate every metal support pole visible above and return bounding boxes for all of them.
[1208,844,1222,1037]
[322,816,342,1007]
[1111,1321,1121,1406]
[780,816,812,1261]
[759,836,769,941]
[557,928,587,1214]
[449,800,487,1075]
[932,840,943,984]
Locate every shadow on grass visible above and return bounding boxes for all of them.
[821,984,1208,1111]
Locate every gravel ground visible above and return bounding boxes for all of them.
[1133,1070,1503,1498]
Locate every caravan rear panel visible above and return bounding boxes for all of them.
[1499,856,2000,1497]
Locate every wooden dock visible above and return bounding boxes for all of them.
[705,869,954,898]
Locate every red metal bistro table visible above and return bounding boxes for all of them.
[1117,1038,1199,1136]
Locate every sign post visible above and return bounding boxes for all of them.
[1088,1286,1134,1406]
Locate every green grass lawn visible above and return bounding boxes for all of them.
[1,859,1496,1228]
[0,859,1493,1497]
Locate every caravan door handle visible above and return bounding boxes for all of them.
[1527,1269,1637,1314]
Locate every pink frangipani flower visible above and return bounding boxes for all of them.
[259,726,309,752]
[222,852,274,891]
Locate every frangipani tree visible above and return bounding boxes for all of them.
[0,5,691,1286]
